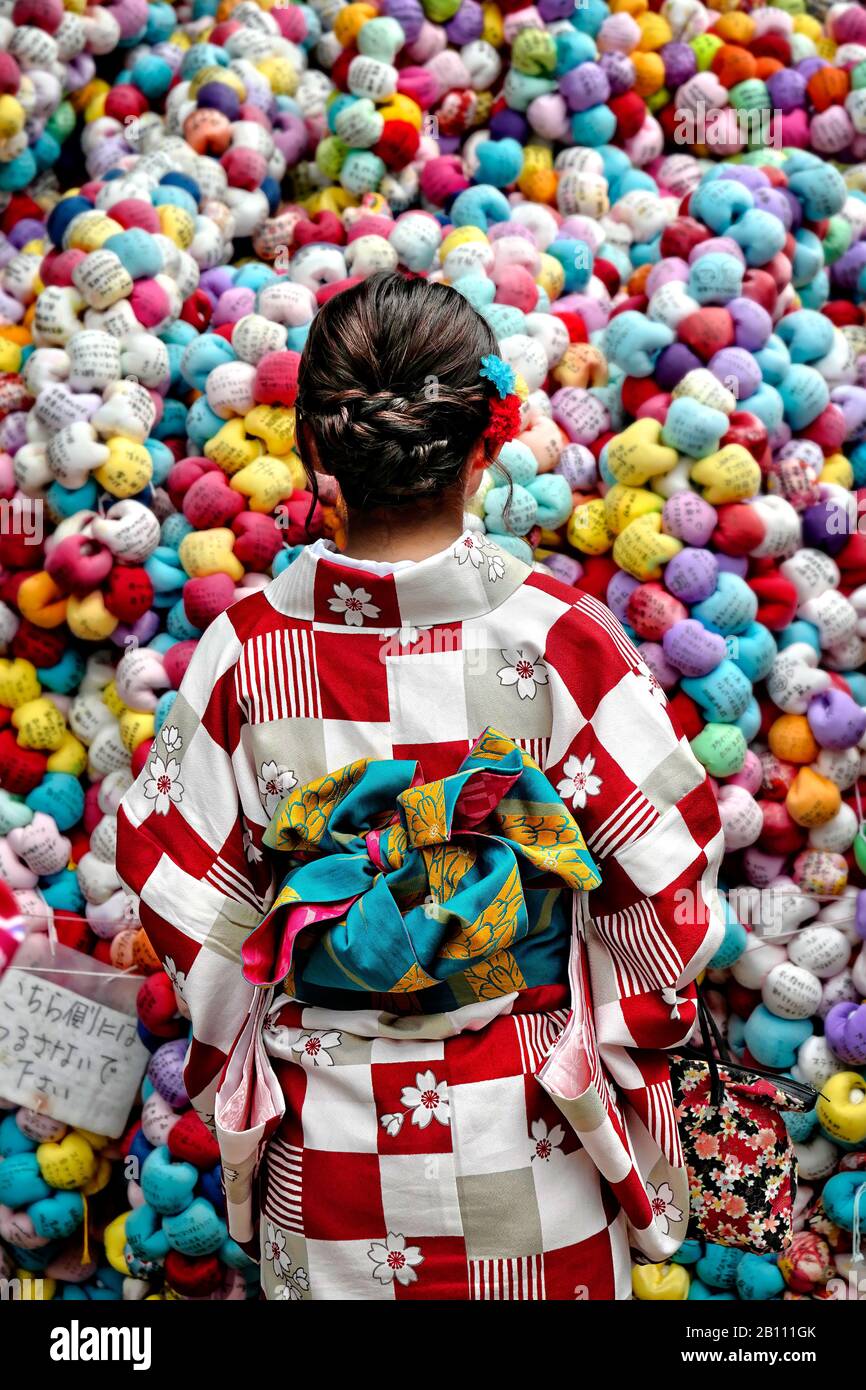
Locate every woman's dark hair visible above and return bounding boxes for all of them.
[295,271,499,510]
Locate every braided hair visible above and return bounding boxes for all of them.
[295,271,500,510]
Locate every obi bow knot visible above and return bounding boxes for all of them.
[241,728,601,999]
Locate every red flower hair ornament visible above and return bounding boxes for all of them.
[479,353,522,456]
[483,393,523,455]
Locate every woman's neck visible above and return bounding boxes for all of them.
[341,500,466,564]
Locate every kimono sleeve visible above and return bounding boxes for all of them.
[116,611,274,1118]
[545,592,725,1051]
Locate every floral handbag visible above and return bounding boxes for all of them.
[670,991,818,1254]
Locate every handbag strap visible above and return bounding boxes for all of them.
[694,985,727,1108]
[691,981,819,1111]
[696,985,730,1059]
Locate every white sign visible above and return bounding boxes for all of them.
[0,938,149,1138]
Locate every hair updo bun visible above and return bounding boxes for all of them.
[295,271,498,509]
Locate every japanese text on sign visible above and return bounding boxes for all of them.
[0,969,149,1138]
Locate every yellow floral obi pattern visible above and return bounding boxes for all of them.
[241,728,601,1010]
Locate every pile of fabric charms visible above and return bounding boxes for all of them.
[1,0,866,1301]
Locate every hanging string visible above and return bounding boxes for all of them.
[80,1192,91,1267]
[852,1181,866,1266]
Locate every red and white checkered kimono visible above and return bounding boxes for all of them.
[117,532,724,1295]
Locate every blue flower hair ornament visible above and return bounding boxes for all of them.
[479,353,516,399]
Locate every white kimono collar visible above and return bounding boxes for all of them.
[265,530,531,628]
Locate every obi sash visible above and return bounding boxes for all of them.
[241,727,601,1005]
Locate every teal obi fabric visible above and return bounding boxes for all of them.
[242,728,601,1013]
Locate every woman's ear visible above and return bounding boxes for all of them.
[463,438,488,498]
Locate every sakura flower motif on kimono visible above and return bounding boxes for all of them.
[452,533,504,581]
[661,986,689,1020]
[327,582,381,626]
[240,728,601,1002]
[264,1222,291,1277]
[289,1029,342,1068]
[243,829,263,864]
[530,1118,565,1162]
[453,528,500,578]
[163,956,187,1001]
[142,755,183,815]
[484,548,506,582]
[368,1232,424,1287]
[273,1268,310,1301]
[646,1182,684,1236]
[379,1112,404,1138]
[264,1234,311,1300]
[375,1070,452,1142]
[381,623,423,647]
[453,533,487,568]
[557,754,602,811]
[399,1070,450,1129]
[160,725,182,754]
[257,762,296,817]
[497,649,549,701]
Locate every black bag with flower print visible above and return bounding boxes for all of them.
[670,990,818,1254]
